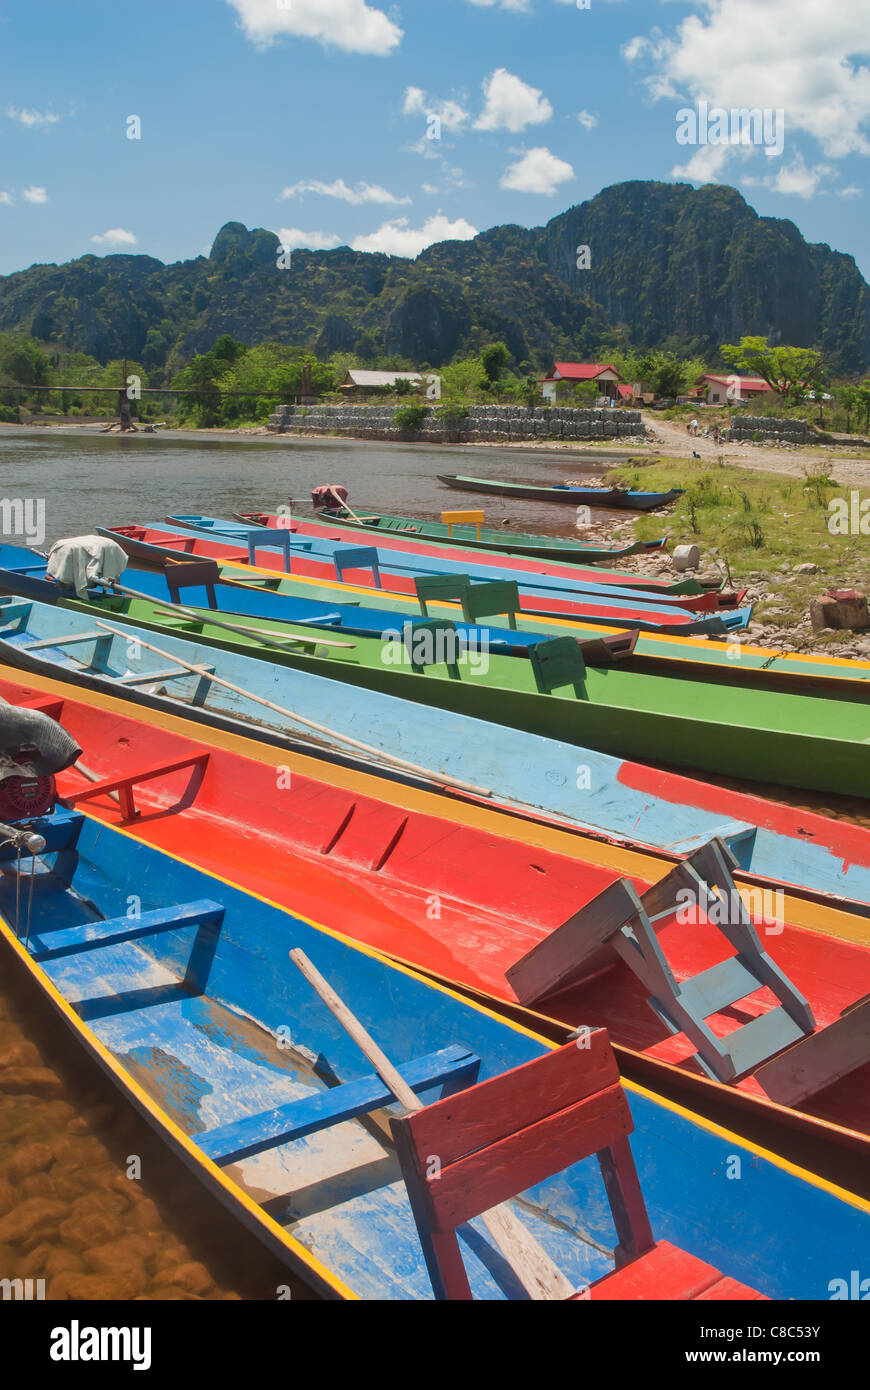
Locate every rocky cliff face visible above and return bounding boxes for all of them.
[0,183,866,371]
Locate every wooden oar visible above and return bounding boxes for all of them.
[148,605,356,652]
[326,487,371,526]
[288,948,576,1301]
[98,580,357,653]
[90,619,495,798]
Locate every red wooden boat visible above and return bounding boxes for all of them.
[234,510,729,602]
[6,665,870,1180]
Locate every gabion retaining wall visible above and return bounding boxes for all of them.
[266,403,646,441]
[728,415,811,443]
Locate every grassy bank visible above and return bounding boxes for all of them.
[607,457,870,645]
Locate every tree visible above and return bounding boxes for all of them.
[481,341,509,385]
[0,335,50,386]
[634,351,689,398]
[440,355,486,400]
[210,334,247,365]
[720,337,827,401]
[833,384,861,433]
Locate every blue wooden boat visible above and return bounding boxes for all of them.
[0,592,867,912]
[2,796,869,1298]
[438,474,685,511]
[99,520,751,637]
[163,513,743,619]
[0,545,563,657]
[2,545,865,704]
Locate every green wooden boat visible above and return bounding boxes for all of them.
[299,506,666,564]
[55,585,870,798]
[210,561,870,697]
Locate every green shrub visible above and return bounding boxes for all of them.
[394,403,427,431]
[437,404,469,430]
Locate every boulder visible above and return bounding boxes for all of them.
[809,589,869,631]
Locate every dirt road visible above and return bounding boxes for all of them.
[642,413,870,488]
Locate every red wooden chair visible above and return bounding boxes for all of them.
[391,1031,766,1300]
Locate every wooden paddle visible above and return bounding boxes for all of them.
[289,947,576,1301]
[148,605,357,651]
[90,619,495,798]
[99,579,357,652]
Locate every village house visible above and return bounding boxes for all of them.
[692,374,773,405]
[340,369,437,397]
[541,362,624,404]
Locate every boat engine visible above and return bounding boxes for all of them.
[0,703,82,849]
[311,483,348,514]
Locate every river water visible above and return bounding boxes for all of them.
[0,426,639,544]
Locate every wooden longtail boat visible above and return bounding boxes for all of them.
[231,510,689,593]
[98,522,751,636]
[304,503,667,563]
[4,675,870,1213]
[3,709,844,1300]
[173,511,729,606]
[2,541,866,698]
[0,545,629,665]
[3,587,863,797]
[0,811,786,1300]
[0,596,868,873]
[438,474,686,510]
[151,549,868,693]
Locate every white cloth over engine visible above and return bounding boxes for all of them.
[46,535,127,596]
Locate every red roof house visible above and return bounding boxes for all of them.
[693,374,773,404]
[542,363,623,402]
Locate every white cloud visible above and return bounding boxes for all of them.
[671,142,734,184]
[278,227,343,250]
[6,106,60,128]
[22,186,47,204]
[770,159,832,198]
[422,182,439,194]
[226,0,402,55]
[837,185,862,197]
[402,86,469,134]
[91,228,138,245]
[577,109,598,130]
[500,146,574,194]
[474,69,553,132]
[625,0,870,160]
[742,155,833,199]
[0,192,13,205]
[351,213,478,257]
[280,178,411,205]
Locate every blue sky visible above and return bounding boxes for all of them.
[0,0,868,278]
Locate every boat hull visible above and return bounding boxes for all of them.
[6,589,863,798]
[438,474,685,511]
[306,507,666,562]
[0,603,868,908]
[100,523,748,636]
[4,806,865,1299]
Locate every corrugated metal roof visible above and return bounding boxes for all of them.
[342,370,426,387]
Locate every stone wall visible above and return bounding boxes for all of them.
[728,415,811,444]
[266,403,646,442]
